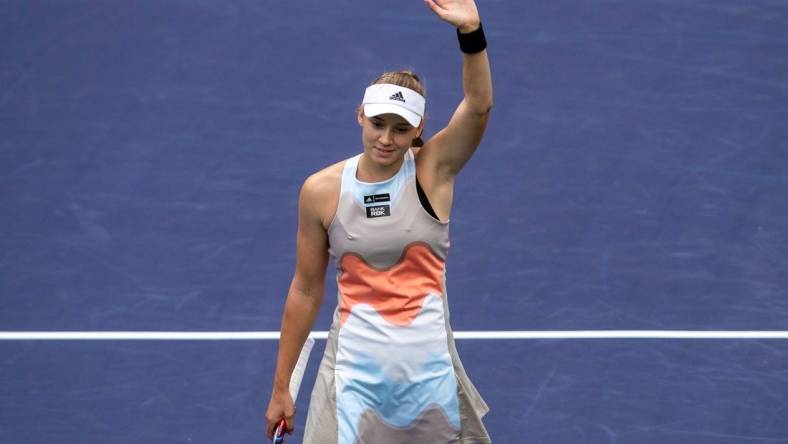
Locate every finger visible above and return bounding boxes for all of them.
[424,0,448,17]
[265,413,276,436]
[285,414,296,433]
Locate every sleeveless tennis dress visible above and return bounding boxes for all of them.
[303,148,491,444]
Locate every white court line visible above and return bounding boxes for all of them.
[1,331,788,340]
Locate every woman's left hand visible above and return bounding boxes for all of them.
[424,0,481,33]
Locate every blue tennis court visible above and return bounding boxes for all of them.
[2,1,787,442]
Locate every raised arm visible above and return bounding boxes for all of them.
[265,174,330,438]
[423,0,493,179]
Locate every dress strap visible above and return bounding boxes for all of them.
[340,153,363,195]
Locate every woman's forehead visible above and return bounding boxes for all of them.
[371,113,412,126]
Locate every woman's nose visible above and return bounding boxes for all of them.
[379,128,393,145]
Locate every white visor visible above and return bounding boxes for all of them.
[361,84,425,127]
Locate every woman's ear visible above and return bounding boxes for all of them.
[357,106,365,126]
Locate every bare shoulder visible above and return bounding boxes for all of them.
[301,159,345,229]
[302,159,344,198]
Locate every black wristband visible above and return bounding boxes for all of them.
[457,22,487,54]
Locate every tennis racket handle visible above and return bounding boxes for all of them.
[272,418,286,444]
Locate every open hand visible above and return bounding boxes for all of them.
[424,0,481,33]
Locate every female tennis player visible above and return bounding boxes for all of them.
[266,0,492,442]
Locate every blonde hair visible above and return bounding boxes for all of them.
[364,70,427,147]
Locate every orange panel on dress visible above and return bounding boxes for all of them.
[338,243,445,328]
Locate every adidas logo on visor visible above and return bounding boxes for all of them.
[388,91,406,103]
